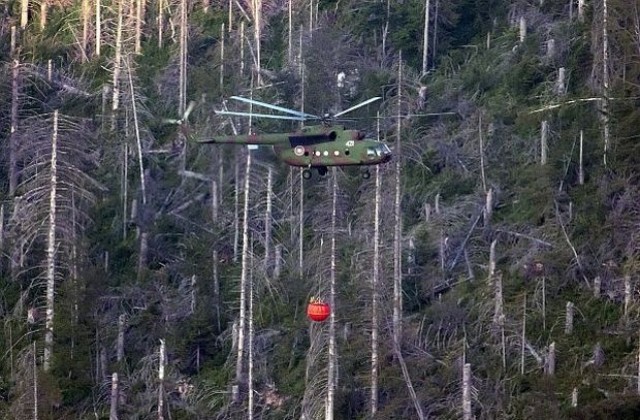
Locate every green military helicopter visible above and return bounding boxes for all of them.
[198,96,392,179]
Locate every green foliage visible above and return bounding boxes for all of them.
[568,395,640,419]
[6,0,640,417]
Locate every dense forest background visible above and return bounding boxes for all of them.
[1,0,640,418]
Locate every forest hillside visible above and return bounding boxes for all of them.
[2,0,640,419]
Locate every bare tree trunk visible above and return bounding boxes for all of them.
[211,180,219,222]
[392,340,425,419]
[240,21,246,76]
[492,268,506,370]
[370,164,381,417]
[137,232,148,278]
[393,53,404,345]
[556,67,566,95]
[542,275,546,331]
[21,0,28,29]
[431,0,439,66]
[287,0,293,63]
[251,0,262,83]
[299,169,304,277]
[545,342,556,375]
[43,110,59,373]
[33,341,38,420]
[493,272,504,324]
[272,244,282,279]
[99,345,108,382]
[234,159,240,263]
[10,59,19,196]
[11,25,17,56]
[235,151,252,402]
[594,275,601,298]
[112,0,124,129]
[117,314,125,362]
[212,248,220,330]
[178,0,189,171]
[157,0,163,49]
[109,373,119,420]
[122,145,129,240]
[624,275,632,319]
[541,120,549,165]
[637,337,640,395]
[326,169,339,420]
[0,204,4,253]
[158,339,166,420]
[579,130,585,185]
[248,250,254,419]
[82,0,91,61]
[40,1,47,29]
[484,188,493,226]
[219,24,225,90]
[565,301,574,335]
[381,0,390,58]
[69,221,83,330]
[479,114,487,193]
[96,0,102,56]
[264,167,273,272]
[521,293,527,375]
[135,0,143,54]
[488,239,497,281]
[601,0,610,166]
[578,0,585,22]
[462,363,472,420]
[179,0,188,115]
[519,16,526,43]
[421,0,430,75]
[126,59,147,206]
[190,274,197,314]
[545,37,555,59]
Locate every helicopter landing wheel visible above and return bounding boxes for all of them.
[362,170,371,179]
[302,169,312,179]
[317,166,328,176]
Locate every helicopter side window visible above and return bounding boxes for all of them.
[367,148,376,158]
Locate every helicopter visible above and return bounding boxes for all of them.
[198,96,392,179]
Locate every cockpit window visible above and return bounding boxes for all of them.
[368,145,391,158]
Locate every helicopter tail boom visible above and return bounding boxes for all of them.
[198,133,286,145]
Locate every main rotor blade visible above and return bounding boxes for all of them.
[370,112,459,119]
[334,96,381,117]
[230,96,318,119]
[215,110,307,121]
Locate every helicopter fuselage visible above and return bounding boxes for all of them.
[200,125,392,168]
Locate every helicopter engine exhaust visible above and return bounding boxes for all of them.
[289,131,337,146]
